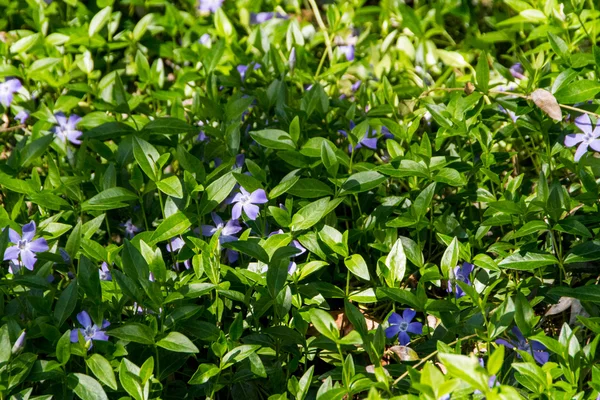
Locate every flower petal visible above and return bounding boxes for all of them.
[21,221,36,242]
[361,137,378,150]
[222,220,242,236]
[243,203,260,220]
[589,139,600,152]
[575,114,593,135]
[388,312,402,325]
[574,143,589,161]
[77,311,92,328]
[8,229,20,244]
[385,325,400,339]
[402,308,416,323]
[533,351,549,365]
[4,246,20,261]
[92,330,109,341]
[211,212,224,227]
[70,329,83,343]
[231,202,243,220]
[29,238,48,253]
[564,133,584,148]
[249,189,268,204]
[398,331,411,346]
[21,249,36,270]
[495,339,515,349]
[407,322,423,335]
[201,225,217,237]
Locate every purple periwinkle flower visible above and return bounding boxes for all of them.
[0,79,22,108]
[231,187,268,220]
[351,80,362,92]
[11,331,26,354]
[339,44,355,61]
[122,219,140,238]
[510,63,525,80]
[238,64,261,81]
[200,213,242,263]
[198,0,223,13]
[99,262,111,281]
[201,213,242,243]
[564,114,600,162]
[234,154,245,169]
[199,33,211,46]
[167,237,185,253]
[496,326,549,365]
[3,221,48,271]
[70,311,110,349]
[15,110,29,124]
[249,12,288,25]
[338,121,380,152]
[53,113,83,145]
[447,262,474,298]
[385,309,423,345]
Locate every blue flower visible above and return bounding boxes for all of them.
[3,221,49,271]
[496,326,549,365]
[447,262,474,298]
[70,311,110,350]
[99,262,112,281]
[385,309,422,345]
[198,0,223,13]
[564,114,600,162]
[0,79,22,108]
[53,113,83,145]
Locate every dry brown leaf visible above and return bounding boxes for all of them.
[531,89,562,121]
[545,297,573,316]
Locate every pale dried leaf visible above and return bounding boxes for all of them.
[545,297,573,316]
[569,299,589,326]
[389,345,419,361]
[531,89,562,121]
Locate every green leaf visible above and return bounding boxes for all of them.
[376,287,420,310]
[221,345,261,369]
[81,187,138,211]
[83,122,136,140]
[344,254,370,281]
[89,6,112,37]
[56,330,71,365]
[133,136,160,181]
[499,252,558,270]
[309,309,339,342]
[291,197,330,231]
[413,182,436,220]
[288,179,333,198]
[440,237,459,278]
[20,134,55,167]
[157,332,199,353]
[547,32,570,62]
[555,80,600,104]
[385,239,406,285]
[69,373,108,400]
[150,212,192,245]
[549,285,600,302]
[189,363,220,385]
[514,221,548,238]
[108,323,155,345]
[86,354,118,391]
[222,240,269,263]
[198,172,237,215]
[476,52,489,92]
[54,280,78,326]
[141,118,198,135]
[340,171,386,195]
[250,129,296,150]
[157,176,183,198]
[564,240,600,264]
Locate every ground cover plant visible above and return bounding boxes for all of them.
[1,0,600,399]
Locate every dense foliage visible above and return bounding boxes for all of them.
[1,0,600,399]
